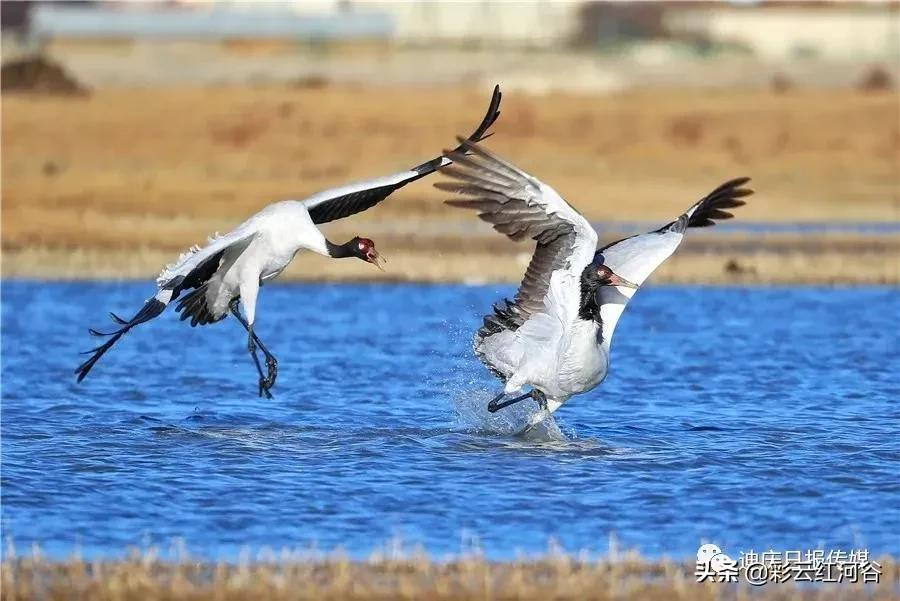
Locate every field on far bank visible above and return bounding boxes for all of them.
[2,84,898,284]
[3,552,897,601]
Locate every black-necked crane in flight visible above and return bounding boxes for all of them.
[76,86,502,398]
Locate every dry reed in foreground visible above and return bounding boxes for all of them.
[2,552,897,601]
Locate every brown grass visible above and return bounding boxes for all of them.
[2,551,897,601]
[2,85,898,283]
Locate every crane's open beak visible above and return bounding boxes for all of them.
[367,250,386,271]
[606,271,638,289]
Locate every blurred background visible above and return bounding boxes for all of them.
[2,0,898,284]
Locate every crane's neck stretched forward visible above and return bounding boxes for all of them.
[325,239,362,258]
[324,237,384,269]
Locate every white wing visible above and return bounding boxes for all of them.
[156,218,259,290]
[436,138,597,375]
[598,177,753,286]
[301,85,502,225]
[596,230,684,288]
[594,178,753,345]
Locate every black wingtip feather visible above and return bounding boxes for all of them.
[452,85,502,152]
[687,177,753,229]
[309,85,502,226]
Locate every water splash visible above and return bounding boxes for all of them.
[449,386,569,443]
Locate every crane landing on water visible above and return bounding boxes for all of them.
[437,137,752,433]
[76,86,502,398]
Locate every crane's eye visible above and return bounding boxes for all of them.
[358,242,366,250]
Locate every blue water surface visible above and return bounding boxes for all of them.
[1,281,898,560]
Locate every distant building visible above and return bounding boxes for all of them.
[363,1,583,49]
[17,0,900,61]
[274,0,900,59]
[667,3,900,60]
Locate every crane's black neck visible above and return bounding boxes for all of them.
[579,264,631,325]
[578,266,603,322]
[326,238,359,259]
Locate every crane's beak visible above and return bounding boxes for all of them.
[367,250,386,271]
[606,271,638,289]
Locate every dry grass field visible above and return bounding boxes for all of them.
[2,84,898,283]
[2,553,897,601]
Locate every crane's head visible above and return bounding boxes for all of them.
[578,255,639,321]
[594,264,638,289]
[350,236,385,271]
[583,255,638,293]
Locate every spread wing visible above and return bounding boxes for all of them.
[597,177,753,286]
[436,138,597,343]
[302,85,502,224]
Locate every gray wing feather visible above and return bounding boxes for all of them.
[438,138,589,343]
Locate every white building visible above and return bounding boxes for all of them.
[668,4,900,61]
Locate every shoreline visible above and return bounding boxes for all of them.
[3,238,898,285]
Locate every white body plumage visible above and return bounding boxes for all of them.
[159,201,327,326]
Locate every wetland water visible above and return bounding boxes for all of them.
[2,282,898,559]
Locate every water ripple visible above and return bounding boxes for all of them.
[1,282,898,560]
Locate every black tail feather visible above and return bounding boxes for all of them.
[75,297,167,382]
[75,331,127,382]
[79,342,111,356]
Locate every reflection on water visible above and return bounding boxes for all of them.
[1,281,898,560]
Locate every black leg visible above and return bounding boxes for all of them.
[229,300,276,399]
[488,389,537,413]
[246,326,278,391]
[250,330,278,396]
[230,302,278,381]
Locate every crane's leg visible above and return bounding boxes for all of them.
[229,299,278,399]
[488,389,545,413]
[236,278,278,398]
[250,331,278,396]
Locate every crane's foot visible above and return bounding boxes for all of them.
[265,356,278,387]
[258,377,274,399]
[488,389,537,413]
[257,356,277,399]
